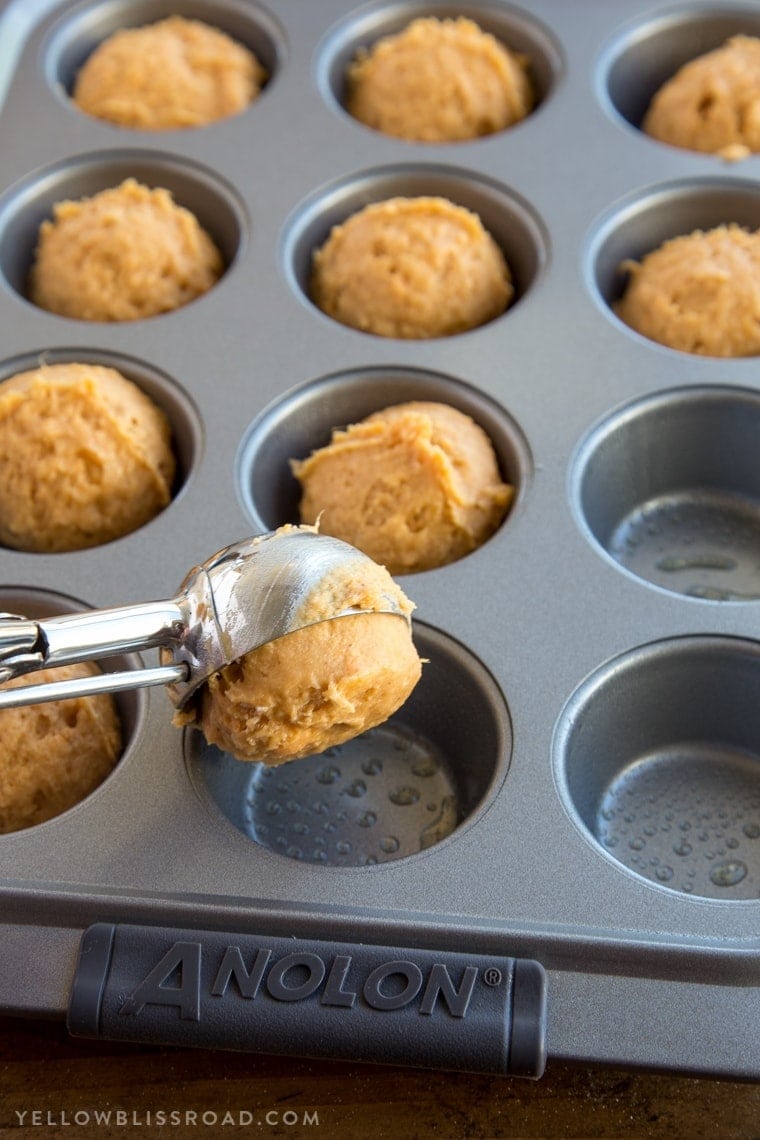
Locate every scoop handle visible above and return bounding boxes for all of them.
[0,602,187,708]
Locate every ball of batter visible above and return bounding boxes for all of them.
[182,551,421,765]
[615,224,760,357]
[643,36,760,160]
[72,15,266,130]
[0,663,122,833]
[0,362,176,552]
[292,401,514,574]
[346,16,534,142]
[311,196,513,338]
[29,178,223,321]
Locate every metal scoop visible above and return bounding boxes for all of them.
[0,529,410,710]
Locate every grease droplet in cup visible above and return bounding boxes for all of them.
[709,860,748,888]
[389,785,420,806]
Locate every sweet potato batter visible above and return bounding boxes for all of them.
[29,178,223,322]
[181,547,421,765]
[643,35,760,160]
[0,663,122,833]
[615,224,760,357]
[311,196,512,338]
[292,401,513,573]
[73,15,266,130]
[346,16,533,142]
[0,362,176,551]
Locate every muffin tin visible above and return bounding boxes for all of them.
[1,0,760,1078]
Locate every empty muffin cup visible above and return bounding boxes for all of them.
[186,623,511,866]
[554,636,760,900]
[573,386,760,601]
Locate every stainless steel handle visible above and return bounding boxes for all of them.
[0,529,412,711]
[0,601,187,709]
[0,663,187,708]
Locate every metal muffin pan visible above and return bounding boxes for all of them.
[1,0,759,1077]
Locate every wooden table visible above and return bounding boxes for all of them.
[1,1014,758,1138]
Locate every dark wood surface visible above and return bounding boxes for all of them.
[1,1015,758,1139]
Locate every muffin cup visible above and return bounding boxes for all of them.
[186,622,511,866]
[572,385,760,600]
[554,636,760,900]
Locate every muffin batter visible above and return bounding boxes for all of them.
[72,15,266,130]
[292,401,513,574]
[0,362,176,552]
[0,663,122,833]
[643,35,760,160]
[311,196,513,338]
[29,178,223,321]
[346,16,533,142]
[615,224,760,357]
[181,545,421,765]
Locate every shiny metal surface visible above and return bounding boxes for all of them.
[0,529,409,709]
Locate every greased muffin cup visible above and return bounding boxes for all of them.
[0,0,759,1080]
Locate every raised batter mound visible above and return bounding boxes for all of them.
[0,663,122,833]
[615,224,760,357]
[72,15,266,130]
[311,196,513,338]
[292,401,514,574]
[0,362,176,552]
[643,35,760,160]
[346,16,534,142]
[182,550,421,764]
[29,178,223,321]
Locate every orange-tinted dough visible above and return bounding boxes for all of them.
[643,35,760,160]
[0,362,176,552]
[0,663,122,833]
[292,401,513,573]
[346,16,533,142]
[183,552,420,764]
[73,15,266,130]
[311,196,512,338]
[615,224,760,357]
[29,178,223,322]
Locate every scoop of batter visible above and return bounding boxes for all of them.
[615,224,760,357]
[292,401,513,574]
[311,196,512,338]
[72,15,266,130]
[0,662,122,833]
[346,15,534,142]
[0,362,176,552]
[180,550,421,764]
[29,178,223,321]
[643,35,760,160]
